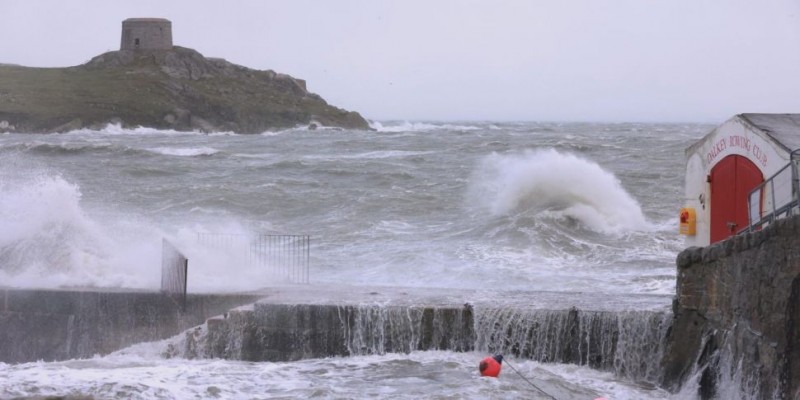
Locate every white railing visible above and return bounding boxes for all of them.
[747,150,800,232]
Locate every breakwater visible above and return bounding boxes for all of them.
[170,286,672,386]
[10,209,799,399]
[0,288,262,363]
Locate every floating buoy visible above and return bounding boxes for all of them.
[479,354,503,377]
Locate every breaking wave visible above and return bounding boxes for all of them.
[0,172,148,287]
[0,169,272,291]
[468,149,649,234]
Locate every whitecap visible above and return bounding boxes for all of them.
[146,146,219,156]
[370,120,484,132]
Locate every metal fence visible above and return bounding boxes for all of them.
[747,149,800,232]
[161,238,188,309]
[196,233,310,284]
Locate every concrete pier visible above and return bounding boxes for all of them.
[0,287,263,363]
[1,284,673,385]
[179,285,672,383]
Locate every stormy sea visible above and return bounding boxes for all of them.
[0,121,714,399]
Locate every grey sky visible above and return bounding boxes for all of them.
[2,0,799,123]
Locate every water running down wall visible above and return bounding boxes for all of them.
[178,299,670,387]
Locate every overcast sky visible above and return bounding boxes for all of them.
[2,0,799,123]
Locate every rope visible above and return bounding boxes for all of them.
[503,358,558,400]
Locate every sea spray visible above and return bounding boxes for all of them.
[467,149,649,234]
[0,170,268,290]
[0,172,124,286]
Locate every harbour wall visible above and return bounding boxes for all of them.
[6,216,800,397]
[172,287,672,385]
[662,215,800,399]
[0,288,263,363]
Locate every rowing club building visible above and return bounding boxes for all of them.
[681,113,800,246]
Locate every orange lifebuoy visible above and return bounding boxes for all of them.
[479,354,503,377]
[679,207,696,235]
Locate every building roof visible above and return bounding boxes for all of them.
[123,18,171,23]
[740,113,800,153]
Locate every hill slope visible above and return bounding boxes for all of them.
[0,47,370,133]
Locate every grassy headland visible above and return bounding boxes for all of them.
[0,47,370,133]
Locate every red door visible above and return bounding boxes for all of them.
[709,155,763,244]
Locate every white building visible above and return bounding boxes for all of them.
[683,114,800,246]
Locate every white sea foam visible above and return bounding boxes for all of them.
[261,123,351,136]
[59,123,237,136]
[303,150,435,161]
[370,120,485,132]
[0,350,672,399]
[468,149,649,234]
[146,146,219,157]
[61,123,204,136]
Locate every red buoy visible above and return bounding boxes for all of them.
[479,354,503,377]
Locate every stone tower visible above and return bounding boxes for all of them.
[120,18,172,51]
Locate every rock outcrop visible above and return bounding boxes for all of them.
[662,215,800,399]
[0,46,370,133]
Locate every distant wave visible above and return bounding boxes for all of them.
[467,148,649,234]
[2,141,217,158]
[63,123,235,136]
[260,123,353,136]
[303,150,435,160]
[146,147,219,157]
[370,121,494,132]
[3,141,116,155]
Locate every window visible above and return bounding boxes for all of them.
[134,38,140,47]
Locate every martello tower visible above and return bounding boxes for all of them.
[120,18,172,50]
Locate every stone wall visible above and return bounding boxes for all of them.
[661,215,800,399]
[194,303,476,361]
[0,288,262,363]
[177,298,668,386]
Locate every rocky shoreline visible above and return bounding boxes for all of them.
[0,46,370,134]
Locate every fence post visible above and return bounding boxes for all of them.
[161,238,188,311]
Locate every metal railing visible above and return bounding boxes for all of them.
[196,233,310,284]
[161,238,188,309]
[747,149,800,232]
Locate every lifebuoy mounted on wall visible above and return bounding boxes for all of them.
[679,207,697,235]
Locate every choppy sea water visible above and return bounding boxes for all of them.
[0,121,711,399]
